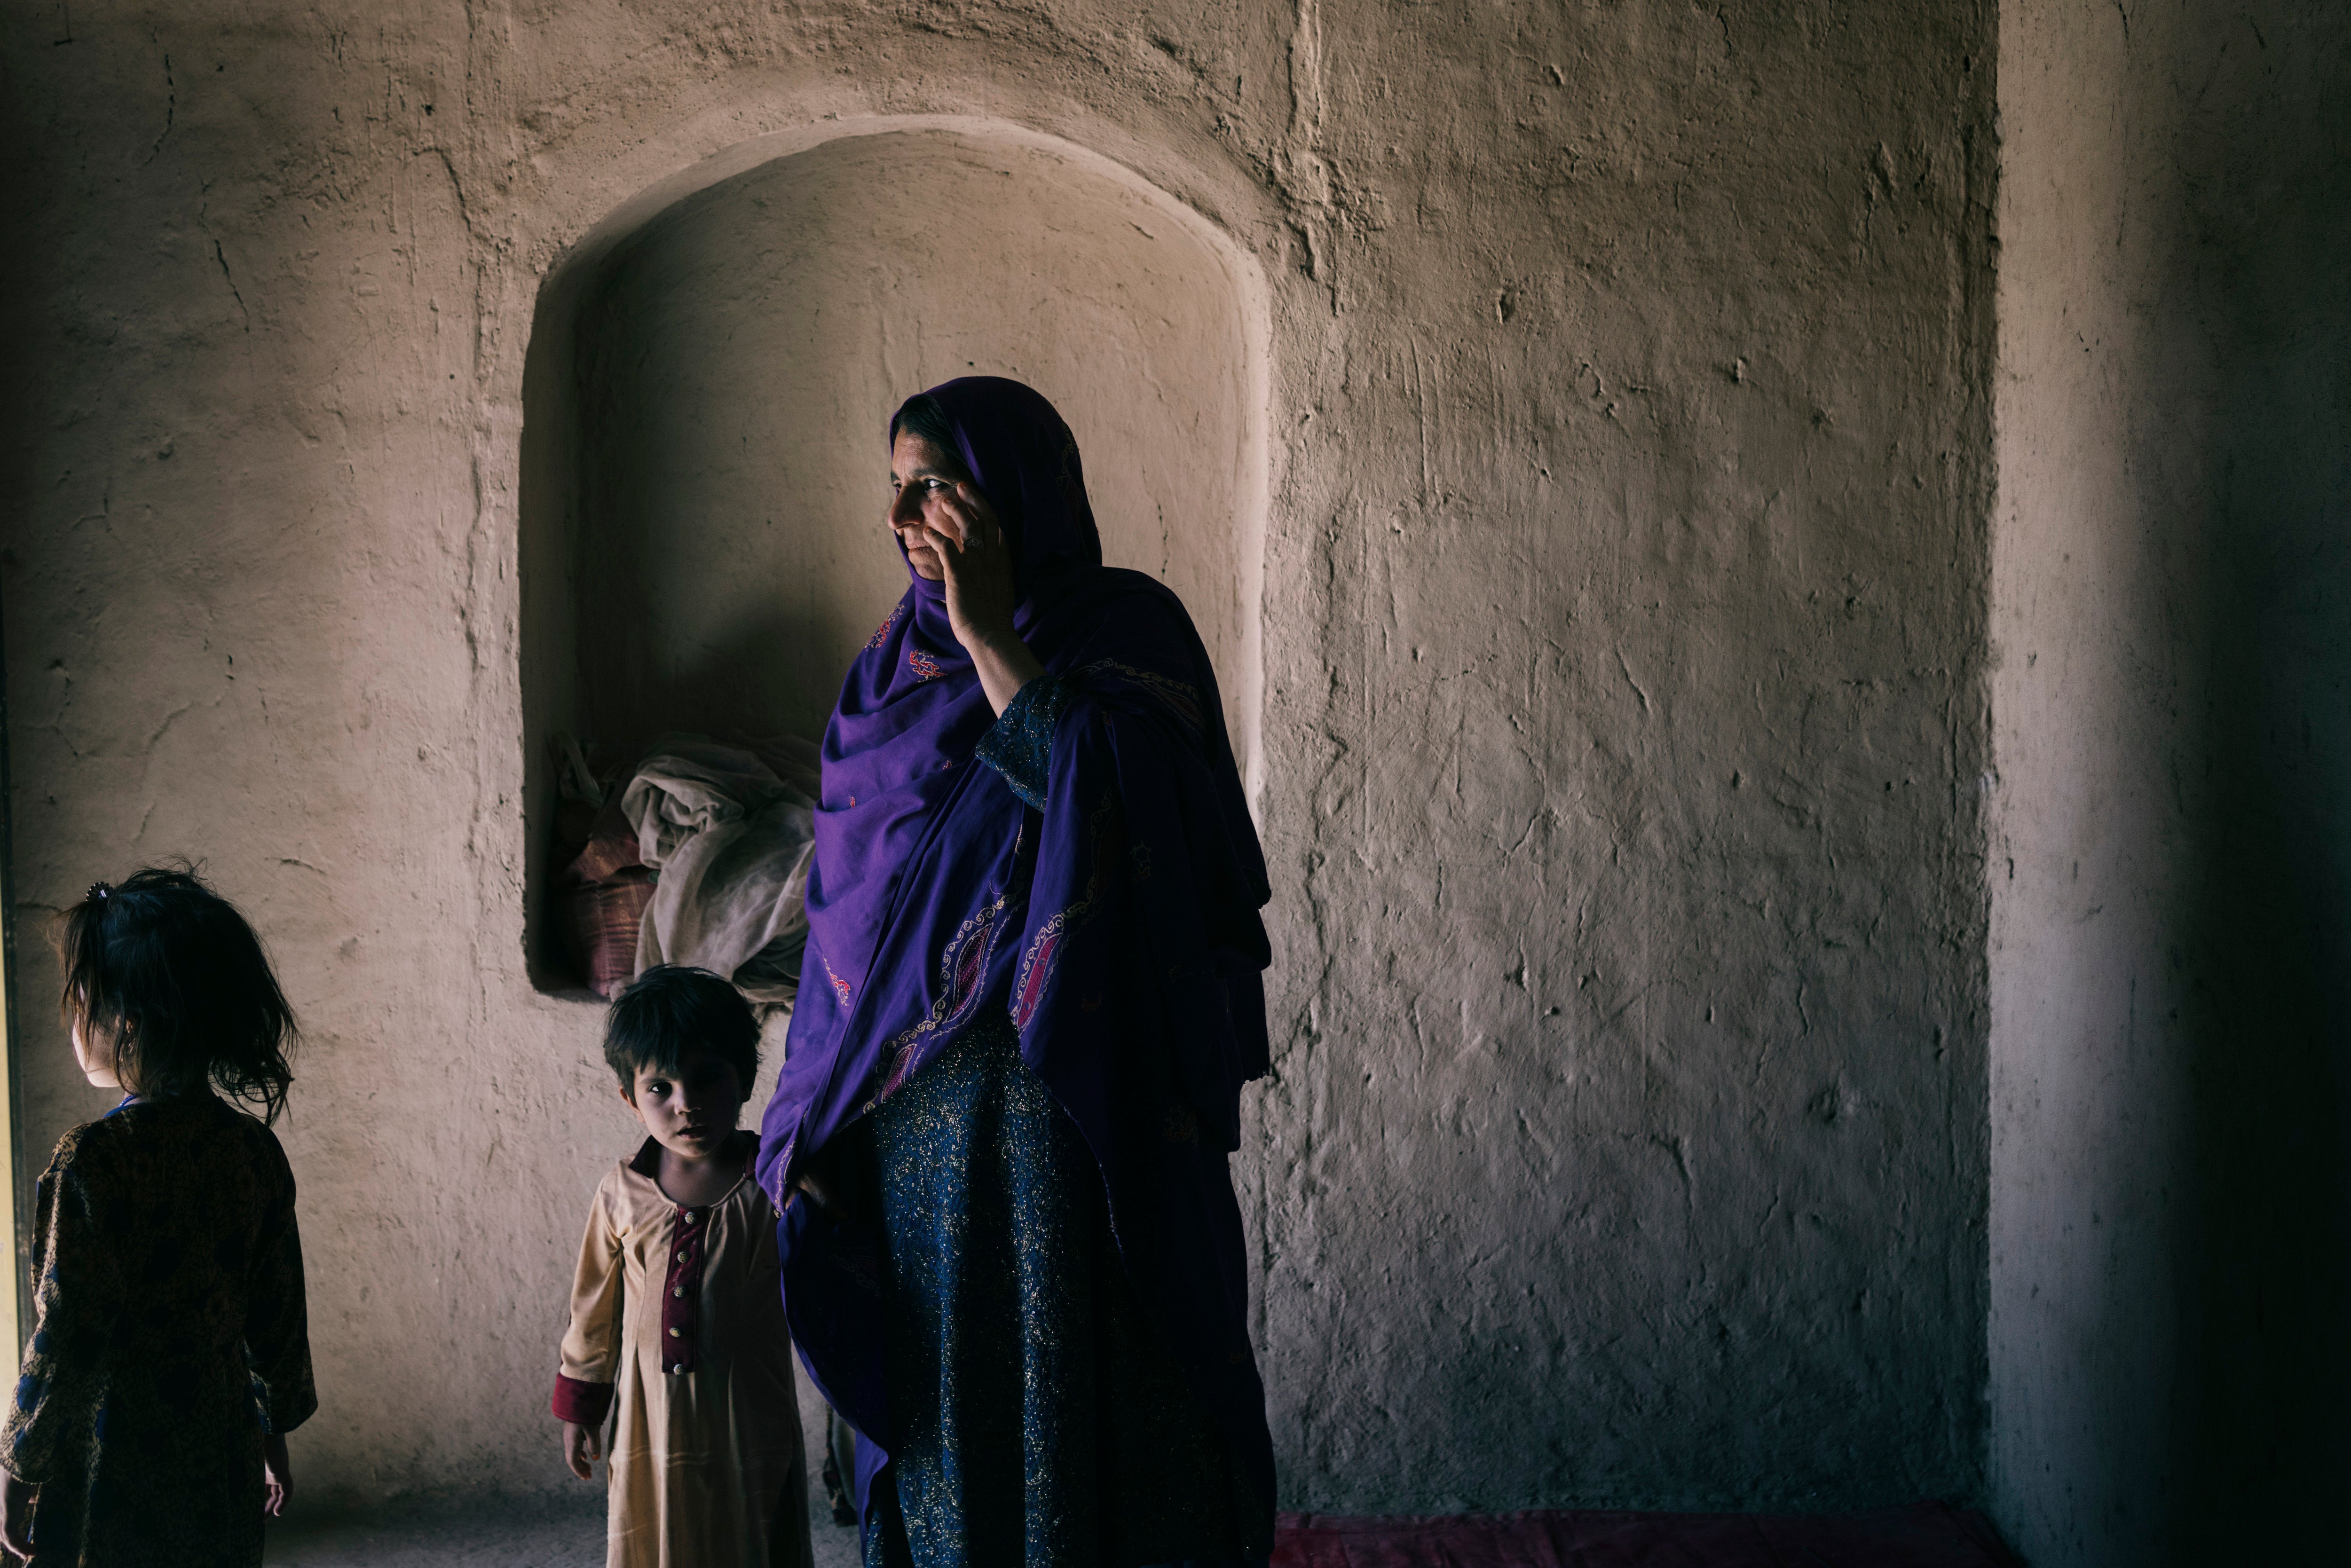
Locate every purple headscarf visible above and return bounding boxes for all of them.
[765,379,1104,1029]
[756,377,1275,1517]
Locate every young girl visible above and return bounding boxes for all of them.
[554,965,811,1568]
[0,868,315,1568]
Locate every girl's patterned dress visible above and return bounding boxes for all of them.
[1,1093,315,1568]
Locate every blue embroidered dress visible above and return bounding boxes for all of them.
[853,678,1263,1568]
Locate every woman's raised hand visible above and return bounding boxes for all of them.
[917,482,1017,650]
[919,482,1044,715]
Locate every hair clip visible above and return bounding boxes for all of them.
[87,882,110,902]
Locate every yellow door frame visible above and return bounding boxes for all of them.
[0,607,21,1346]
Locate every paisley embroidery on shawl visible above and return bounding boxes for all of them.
[823,954,853,1007]
[908,647,943,681]
[873,893,1011,1103]
[866,605,903,651]
[1078,657,1203,738]
[1012,792,1127,1032]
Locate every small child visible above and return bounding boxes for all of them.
[0,869,316,1568]
[555,966,812,1568]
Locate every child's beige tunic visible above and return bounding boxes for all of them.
[558,1137,812,1568]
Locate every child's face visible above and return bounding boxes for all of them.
[622,1048,746,1162]
[71,1013,122,1090]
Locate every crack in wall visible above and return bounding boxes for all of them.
[209,237,249,329]
[141,32,174,165]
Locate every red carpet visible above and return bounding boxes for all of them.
[1272,1504,2020,1568]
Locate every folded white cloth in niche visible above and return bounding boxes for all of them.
[621,735,818,1008]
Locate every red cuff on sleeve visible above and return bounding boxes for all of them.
[552,1374,614,1426]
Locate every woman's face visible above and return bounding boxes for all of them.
[887,430,969,582]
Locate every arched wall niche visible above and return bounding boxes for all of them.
[518,121,1268,991]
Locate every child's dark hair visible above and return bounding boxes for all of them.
[55,866,297,1124]
[604,966,759,1097]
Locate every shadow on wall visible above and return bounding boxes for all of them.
[2170,17,2351,1551]
[1991,5,2351,1562]
[517,126,1262,991]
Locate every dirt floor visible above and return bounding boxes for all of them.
[263,1484,862,1568]
[264,1375,862,1567]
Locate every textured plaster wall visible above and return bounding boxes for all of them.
[1,0,1995,1515]
[1990,0,2351,1561]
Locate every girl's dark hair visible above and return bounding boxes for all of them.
[55,866,297,1123]
[604,966,760,1097]
[889,394,966,473]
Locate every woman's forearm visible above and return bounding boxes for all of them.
[967,631,1047,717]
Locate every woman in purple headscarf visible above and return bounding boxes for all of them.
[755,378,1275,1568]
